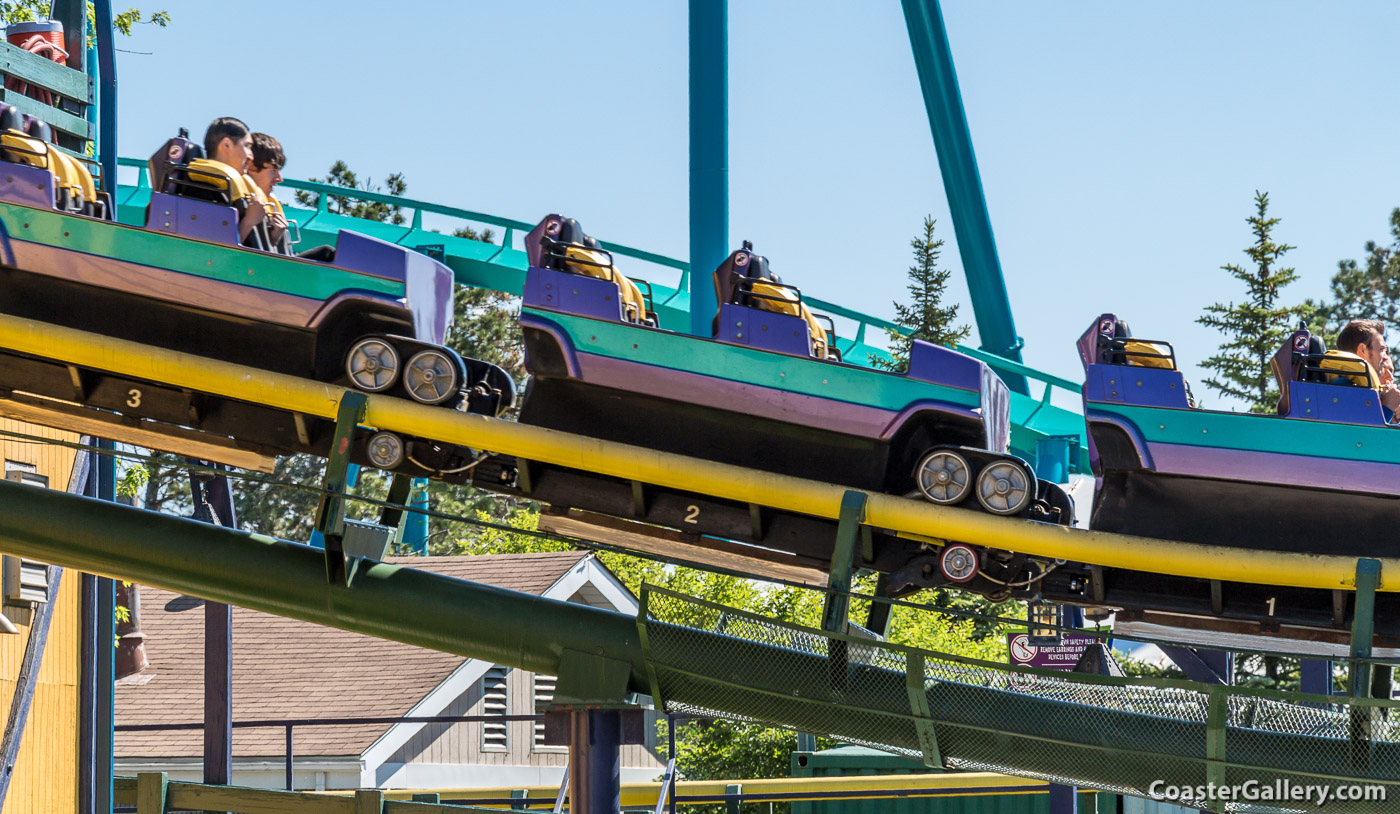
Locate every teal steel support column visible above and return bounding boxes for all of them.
[901,0,1028,393]
[688,0,727,337]
[405,479,429,554]
[93,0,117,197]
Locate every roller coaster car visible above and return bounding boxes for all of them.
[1064,313,1400,634]
[474,214,1072,589]
[0,119,516,481]
[0,121,513,415]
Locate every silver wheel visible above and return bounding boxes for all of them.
[403,349,460,405]
[976,460,1033,516]
[345,337,399,393]
[940,544,979,582]
[366,431,405,469]
[914,450,972,505]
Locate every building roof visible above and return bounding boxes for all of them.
[116,551,592,760]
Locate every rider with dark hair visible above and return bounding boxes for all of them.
[248,132,288,247]
[203,116,252,174]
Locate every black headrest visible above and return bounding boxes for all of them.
[23,117,51,143]
[556,217,588,246]
[149,132,203,193]
[1309,335,1325,355]
[0,104,21,133]
[1114,320,1132,339]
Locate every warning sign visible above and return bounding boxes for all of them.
[1007,632,1100,671]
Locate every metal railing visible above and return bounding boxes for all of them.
[112,156,1083,408]
[116,714,542,792]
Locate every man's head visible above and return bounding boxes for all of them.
[1338,318,1389,373]
[203,117,251,173]
[248,132,284,196]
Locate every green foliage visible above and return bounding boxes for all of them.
[115,461,148,499]
[871,216,970,372]
[0,3,169,48]
[1197,191,1315,413]
[233,455,324,540]
[445,227,525,385]
[1310,207,1400,355]
[293,160,409,225]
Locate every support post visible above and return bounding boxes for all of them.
[135,772,168,814]
[821,491,867,635]
[93,0,117,195]
[864,574,894,639]
[1349,558,1380,698]
[94,443,116,814]
[284,725,294,790]
[1349,558,1381,767]
[316,393,367,584]
[567,709,622,814]
[900,0,1027,391]
[375,473,411,535]
[688,0,728,337]
[190,469,236,788]
[404,479,430,554]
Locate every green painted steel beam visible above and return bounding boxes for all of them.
[0,479,649,690]
[4,480,1399,798]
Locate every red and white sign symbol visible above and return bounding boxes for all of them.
[1009,634,1038,663]
[1099,318,1114,335]
[1294,334,1309,351]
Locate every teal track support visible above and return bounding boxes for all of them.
[688,0,728,337]
[94,0,117,198]
[901,0,1028,393]
[404,478,429,554]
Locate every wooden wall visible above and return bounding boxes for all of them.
[389,666,662,773]
[0,420,81,814]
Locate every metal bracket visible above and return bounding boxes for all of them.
[864,574,893,639]
[906,653,942,769]
[377,473,415,533]
[821,490,867,635]
[316,392,367,586]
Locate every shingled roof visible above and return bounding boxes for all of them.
[116,551,593,760]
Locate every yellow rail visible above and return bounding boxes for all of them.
[344,772,1051,807]
[1,313,1390,592]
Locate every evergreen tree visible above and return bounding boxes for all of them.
[871,216,970,372]
[1310,207,1400,355]
[293,160,409,225]
[1197,192,1313,413]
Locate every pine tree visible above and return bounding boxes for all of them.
[1197,191,1314,413]
[871,216,970,372]
[1310,207,1400,355]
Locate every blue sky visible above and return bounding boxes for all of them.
[112,1,1400,410]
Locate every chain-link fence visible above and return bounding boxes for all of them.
[639,585,1400,813]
